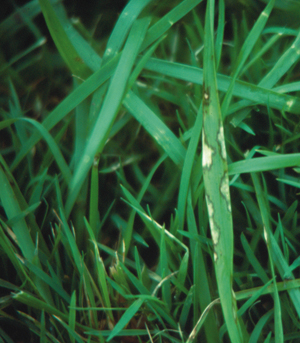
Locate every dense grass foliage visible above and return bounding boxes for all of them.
[1,0,300,342]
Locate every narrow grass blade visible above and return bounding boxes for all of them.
[69,291,76,343]
[123,91,186,167]
[53,316,85,343]
[24,260,70,302]
[251,173,283,343]
[84,218,114,322]
[0,164,36,262]
[13,291,69,322]
[107,298,144,341]
[231,26,300,127]
[20,118,72,184]
[102,0,153,64]
[215,0,225,69]
[66,18,151,216]
[228,153,300,175]
[177,104,202,233]
[221,0,275,116]
[140,0,204,52]
[202,1,244,341]
[143,58,300,115]
[249,310,273,343]
[123,154,166,255]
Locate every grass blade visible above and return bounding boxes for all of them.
[201,1,244,341]
[65,18,151,215]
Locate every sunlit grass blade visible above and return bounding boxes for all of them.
[201,0,244,341]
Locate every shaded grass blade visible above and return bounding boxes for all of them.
[38,0,91,79]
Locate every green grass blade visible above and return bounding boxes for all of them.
[215,0,225,69]
[69,291,76,343]
[65,17,151,216]
[177,104,202,233]
[0,164,36,262]
[140,0,204,51]
[251,173,283,343]
[107,298,144,341]
[202,1,244,341]
[38,0,91,79]
[53,316,85,343]
[221,0,275,116]
[84,218,114,322]
[13,291,69,322]
[249,310,273,343]
[143,58,300,115]
[10,54,119,171]
[123,91,186,167]
[102,0,153,64]
[20,118,72,184]
[228,153,300,175]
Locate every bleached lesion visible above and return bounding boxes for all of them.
[203,132,215,168]
[205,195,220,245]
[220,173,232,213]
[217,126,227,161]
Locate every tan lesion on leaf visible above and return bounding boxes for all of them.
[205,194,220,262]
[220,173,232,213]
[217,126,227,161]
[202,131,215,169]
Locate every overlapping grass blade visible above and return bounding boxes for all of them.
[221,0,275,116]
[38,0,91,79]
[0,0,58,38]
[143,58,300,115]
[102,0,153,64]
[106,298,144,341]
[123,91,186,167]
[10,54,118,171]
[249,310,273,343]
[251,173,283,343]
[65,18,151,215]
[231,23,300,127]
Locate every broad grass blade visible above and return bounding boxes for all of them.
[201,1,244,341]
